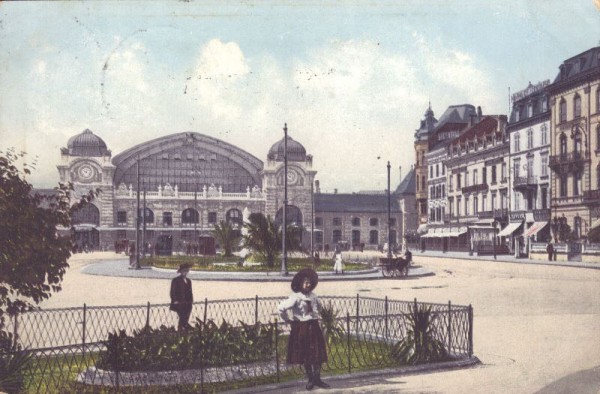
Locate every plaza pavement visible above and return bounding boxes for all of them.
[40,251,600,393]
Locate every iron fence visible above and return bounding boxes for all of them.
[7,296,473,393]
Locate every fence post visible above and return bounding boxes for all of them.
[468,304,473,357]
[255,295,259,325]
[384,296,389,340]
[355,294,360,337]
[447,301,452,354]
[200,321,204,393]
[82,303,87,353]
[346,312,351,374]
[146,302,150,328]
[12,312,18,349]
[114,336,120,391]
[203,298,208,324]
[274,319,280,383]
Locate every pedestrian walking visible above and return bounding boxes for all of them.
[170,263,194,330]
[546,242,554,261]
[278,268,329,391]
[333,251,344,274]
[313,251,321,269]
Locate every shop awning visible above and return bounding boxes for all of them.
[498,222,522,237]
[417,224,428,234]
[591,218,600,230]
[447,227,468,237]
[72,224,98,231]
[524,222,548,238]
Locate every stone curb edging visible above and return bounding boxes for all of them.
[223,356,481,393]
[413,252,600,271]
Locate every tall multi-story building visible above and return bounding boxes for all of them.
[422,105,478,251]
[414,105,437,230]
[445,115,509,254]
[548,46,600,241]
[507,81,552,253]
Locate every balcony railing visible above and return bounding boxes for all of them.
[461,183,489,194]
[513,176,538,188]
[494,208,508,220]
[510,210,526,221]
[533,209,550,222]
[549,151,589,169]
[477,210,494,219]
[583,189,600,204]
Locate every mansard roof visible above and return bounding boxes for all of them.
[550,46,600,92]
[394,167,415,195]
[450,116,504,146]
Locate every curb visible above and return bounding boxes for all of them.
[223,356,481,393]
[412,252,600,271]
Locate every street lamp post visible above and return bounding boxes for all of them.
[281,123,288,276]
[492,220,498,260]
[135,157,141,269]
[387,161,392,261]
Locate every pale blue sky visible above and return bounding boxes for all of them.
[1,1,599,192]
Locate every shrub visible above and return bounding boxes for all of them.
[97,319,275,372]
[319,302,345,344]
[390,304,449,365]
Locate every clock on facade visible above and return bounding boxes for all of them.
[77,164,96,182]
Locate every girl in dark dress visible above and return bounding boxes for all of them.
[278,268,329,390]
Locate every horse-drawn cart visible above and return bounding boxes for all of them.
[378,256,410,278]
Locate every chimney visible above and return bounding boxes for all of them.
[315,180,320,194]
[477,106,482,121]
[399,165,402,184]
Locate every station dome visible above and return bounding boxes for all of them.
[67,129,110,157]
[267,135,307,162]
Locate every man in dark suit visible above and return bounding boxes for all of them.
[170,263,194,330]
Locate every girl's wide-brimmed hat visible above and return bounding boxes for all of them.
[177,263,192,273]
[291,268,319,293]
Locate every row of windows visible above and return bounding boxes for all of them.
[314,217,396,227]
[449,192,508,217]
[429,162,446,178]
[450,164,507,190]
[513,124,549,152]
[314,229,397,245]
[429,184,446,199]
[117,208,242,226]
[558,89,600,123]
[514,97,548,122]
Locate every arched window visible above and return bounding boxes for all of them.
[574,94,582,118]
[369,230,379,245]
[574,135,582,156]
[352,230,361,245]
[352,217,360,226]
[275,205,303,227]
[527,128,534,149]
[560,98,567,123]
[560,134,568,157]
[181,208,198,225]
[137,208,154,224]
[73,202,100,226]
[369,218,379,226]
[226,208,243,227]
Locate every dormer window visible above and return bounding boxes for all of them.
[515,107,520,122]
[527,103,533,118]
[542,96,548,112]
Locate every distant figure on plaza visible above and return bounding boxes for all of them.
[170,263,194,330]
[333,251,344,274]
[404,248,412,266]
[278,268,329,391]
[313,251,321,269]
[546,242,554,261]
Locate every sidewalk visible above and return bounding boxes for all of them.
[411,250,600,270]
[81,259,434,281]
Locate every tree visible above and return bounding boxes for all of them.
[242,212,304,268]
[0,149,97,341]
[211,220,240,257]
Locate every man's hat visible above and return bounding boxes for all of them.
[177,263,192,273]
[291,268,319,293]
